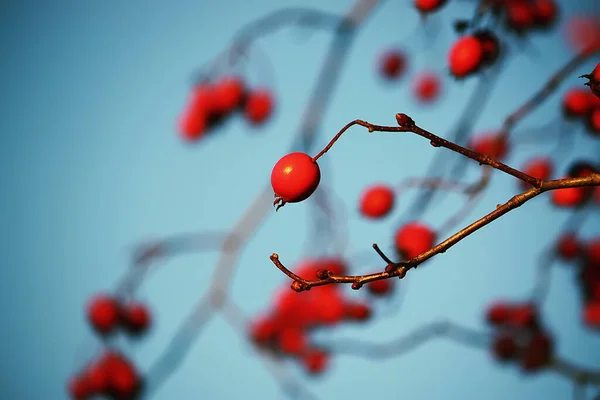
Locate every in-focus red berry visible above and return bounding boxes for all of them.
[379,50,407,80]
[394,222,436,260]
[562,87,592,117]
[556,233,581,261]
[271,152,321,204]
[359,184,395,219]
[412,72,441,103]
[87,294,121,335]
[244,89,274,125]
[474,30,501,66]
[531,0,558,28]
[367,279,392,296]
[302,349,329,375]
[213,76,245,114]
[121,303,151,335]
[505,0,535,32]
[492,335,518,362]
[583,301,600,328]
[469,133,509,161]
[414,0,447,14]
[519,157,552,189]
[448,36,484,78]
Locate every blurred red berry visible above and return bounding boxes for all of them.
[583,302,600,328]
[492,335,518,362]
[213,76,245,114]
[519,157,552,189]
[469,134,509,161]
[412,72,441,103]
[359,184,395,219]
[302,349,330,375]
[394,222,436,259]
[448,36,484,78]
[244,89,274,125]
[556,233,581,261]
[379,50,407,80]
[121,303,152,335]
[87,294,121,335]
[367,279,392,296]
[414,0,447,14]
[486,302,513,325]
[562,87,592,117]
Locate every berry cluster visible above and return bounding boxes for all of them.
[67,295,151,399]
[562,85,600,137]
[249,258,372,375]
[555,233,600,329]
[551,161,599,208]
[178,76,275,141]
[486,302,554,372]
[498,0,559,34]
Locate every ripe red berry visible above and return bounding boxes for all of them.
[250,316,278,344]
[271,152,321,205]
[345,302,372,321]
[379,50,407,80]
[520,332,553,372]
[486,302,513,325]
[562,87,592,117]
[121,303,151,335]
[412,72,441,103]
[213,76,245,114]
[84,362,109,396]
[469,133,509,161]
[68,375,90,400]
[586,238,600,267]
[448,36,484,78]
[367,279,392,296]
[531,0,558,28]
[302,349,329,375]
[359,184,395,219]
[505,0,535,32]
[583,301,600,328]
[474,30,501,66]
[564,16,600,56]
[587,108,600,136]
[244,89,274,125]
[519,157,552,189]
[278,328,307,354]
[551,185,586,208]
[510,303,537,329]
[87,294,121,335]
[103,353,141,399]
[394,222,436,260]
[492,335,518,362]
[414,0,447,14]
[556,233,581,261]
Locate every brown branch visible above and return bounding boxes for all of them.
[272,116,600,292]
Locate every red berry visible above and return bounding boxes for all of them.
[531,0,558,28]
[314,289,346,325]
[562,87,592,117]
[551,185,586,208]
[474,30,501,66]
[367,279,392,296]
[68,375,91,400]
[448,36,484,78]
[492,335,518,362]
[178,110,207,141]
[85,362,109,396]
[213,76,245,114]
[250,316,278,344]
[414,0,447,14]
[520,332,553,372]
[486,302,513,325]
[510,303,537,329]
[412,72,441,103]
[587,108,600,136]
[519,157,552,189]
[271,152,321,204]
[505,0,535,32]
[302,349,330,375]
[103,352,141,399]
[359,184,395,219]
[394,222,436,260]
[469,133,509,161]
[345,302,372,321]
[87,294,121,335]
[583,302,600,328]
[556,233,581,261]
[121,303,151,335]
[564,16,600,56]
[586,238,600,267]
[379,50,406,80]
[277,328,307,354]
[244,89,274,125]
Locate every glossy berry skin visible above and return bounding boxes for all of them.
[359,184,395,219]
[414,0,447,14]
[87,295,121,335]
[271,152,321,203]
[379,50,406,80]
[394,222,436,259]
[244,89,274,125]
[121,303,151,335]
[519,157,552,189]
[448,36,483,78]
[562,87,592,117]
[412,72,441,103]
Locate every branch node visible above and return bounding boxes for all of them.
[316,269,331,279]
[291,280,307,292]
[351,281,363,290]
[395,113,414,127]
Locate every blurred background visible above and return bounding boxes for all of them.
[1,0,599,399]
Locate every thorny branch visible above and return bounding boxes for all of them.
[270,116,600,292]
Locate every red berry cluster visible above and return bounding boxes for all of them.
[249,258,373,375]
[551,161,599,208]
[561,82,600,136]
[68,351,142,400]
[67,295,151,399]
[486,302,554,372]
[555,233,600,329]
[178,76,275,141]
[499,0,559,34]
[468,132,510,161]
[448,30,501,79]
